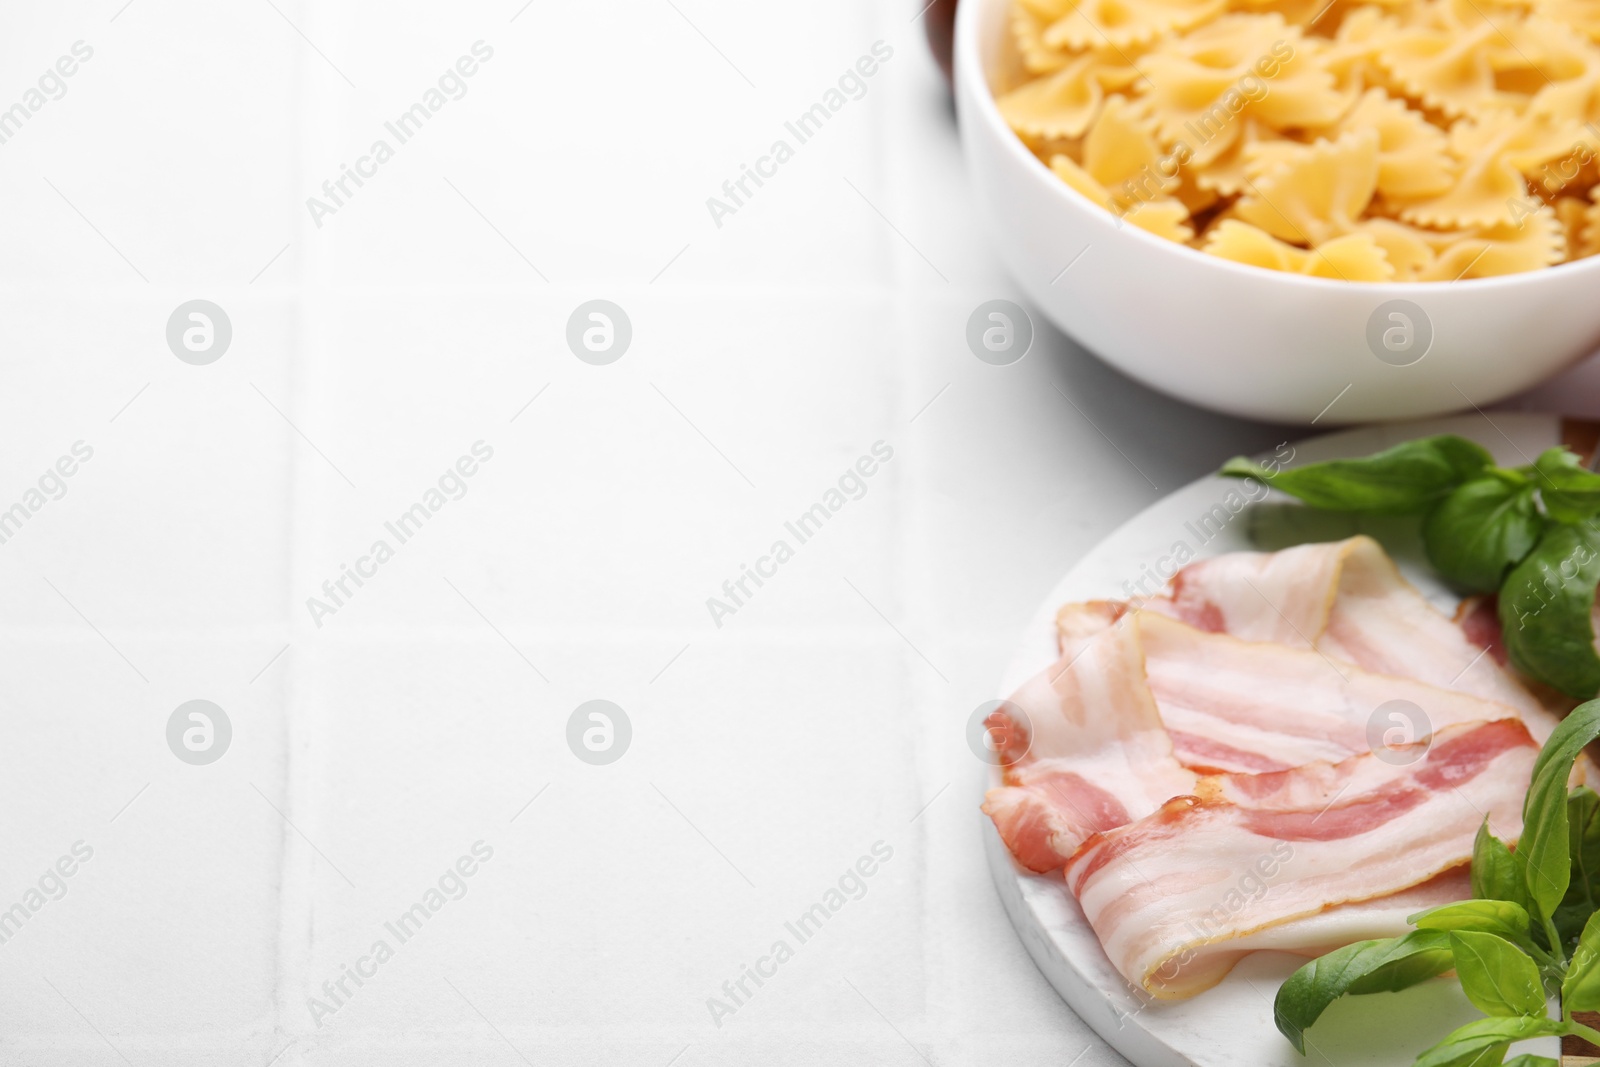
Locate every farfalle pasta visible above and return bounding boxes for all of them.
[995,0,1600,278]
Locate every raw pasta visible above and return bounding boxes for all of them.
[994,0,1600,278]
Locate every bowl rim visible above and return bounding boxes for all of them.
[953,0,1600,294]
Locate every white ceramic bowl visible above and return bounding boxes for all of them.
[954,0,1600,424]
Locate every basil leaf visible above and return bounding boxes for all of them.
[1413,1017,1568,1067]
[1556,786,1600,948]
[1563,910,1600,1011]
[1422,473,1543,592]
[1428,1045,1508,1067]
[1411,899,1534,949]
[1499,524,1600,699]
[1521,700,1600,921]
[1473,819,1531,913]
[1501,1057,1559,1067]
[1220,435,1494,515]
[1531,447,1600,524]
[1448,931,1546,1017]
[1273,930,1453,1052]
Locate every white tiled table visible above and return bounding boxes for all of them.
[2,2,1594,1065]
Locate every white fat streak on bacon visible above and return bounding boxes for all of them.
[1319,539,1555,730]
[1056,600,1125,648]
[982,619,1198,872]
[1151,539,1346,643]
[1129,868,1473,1001]
[1137,612,1538,772]
[1053,606,1537,774]
[1112,537,1564,746]
[1063,719,1535,999]
[1220,866,1471,951]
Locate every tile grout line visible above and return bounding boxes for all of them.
[271,8,314,1048]
[880,5,939,1057]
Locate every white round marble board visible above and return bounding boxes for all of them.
[984,412,1572,1067]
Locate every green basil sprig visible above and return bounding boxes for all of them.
[1412,899,1535,951]
[1557,788,1600,946]
[1273,931,1454,1052]
[1274,701,1600,1065]
[1499,524,1600,699]
[1451,931,1546,1017]
[1422,473,1542,594]
[1532,449,1600,524]
[1412,1018,1568,1067]
[1472,819,1532,914]
[1221,437,1600,697]
[1220,436,1494,515]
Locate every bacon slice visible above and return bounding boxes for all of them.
[1055,600,1125,650]
[1051,606,1546,774]
[988,606,1544,870]
[982,619,1198,872]
[1068,536,1568,750]
[1132,868,1473,1003]
[1148,537,1348,641]
[1136,612,1547,772]
[1139,536,1556,730]
[1455,595,1507,666]
[1063,719,1536,999]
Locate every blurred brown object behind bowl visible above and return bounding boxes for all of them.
[924,0,959,84]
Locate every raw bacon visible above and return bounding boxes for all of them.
[1137,536,1556,728]
[982,619,1197,872]
[1136,612,1554,771]
[1065,720,1536,999]
[987,606,1547,870]
[986,536,1570,1001]
[1130,868,1472,1004]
